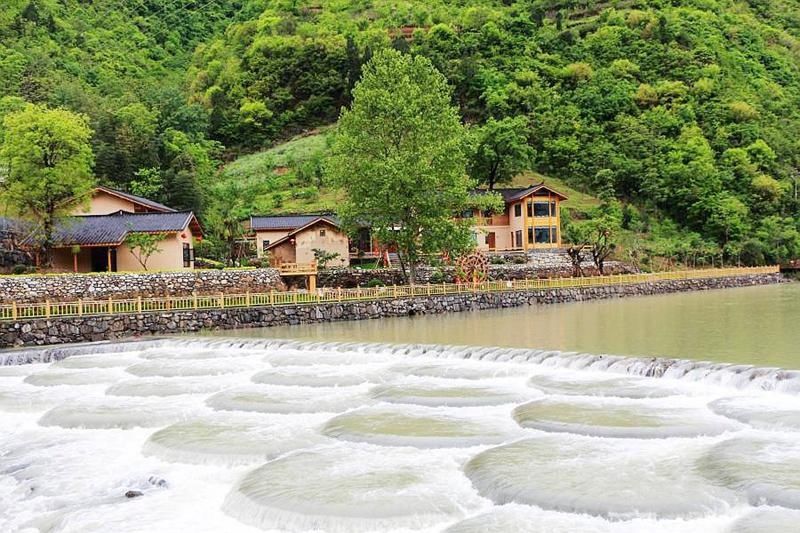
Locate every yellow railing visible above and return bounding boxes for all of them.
[0,266,779,322]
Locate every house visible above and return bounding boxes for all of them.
[45,186,201,273]
[50,211,202,273]
[74,186,177,215]
[465,183,567,251]
[249,214,349,267]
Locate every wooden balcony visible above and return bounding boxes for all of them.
[470,215,510,227]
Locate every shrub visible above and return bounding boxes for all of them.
[12,264,32,275]
[366,278,385,287]
[429,270,446,284]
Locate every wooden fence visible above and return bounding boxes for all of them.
[0,266,779,322]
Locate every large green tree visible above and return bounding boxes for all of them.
[327,49,475,284]
[1,104,95,264]
[468,116,534,190]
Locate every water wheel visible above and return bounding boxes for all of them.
[455,252,489,283]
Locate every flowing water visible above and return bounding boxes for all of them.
[1,283,799,532]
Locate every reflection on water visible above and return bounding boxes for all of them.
[225,283,800,368]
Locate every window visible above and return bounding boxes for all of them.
[320,229,326,237]
[551,226,558,244]
[460,209,474,218]
[527,202,533,217]
[551,202,557,216]
[514,204,522,217]
[533,202,550,217]
[527,227,534,244]
[262,240,270,253]
[182,243,192,267]
[534,227,551,244]
[515,230,523,248]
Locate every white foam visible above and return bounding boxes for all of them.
[222,446,482,532]
[370,380,530,407]
[206,385,369,414]
[322,405,519,448]
[143,416,320,466]
[709,396,800,431]
[38,397,198,429]
[464,435,743,518]
[512,397,741,438]
[697,435,800,509]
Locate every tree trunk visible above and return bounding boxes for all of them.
[396,250,409,284]
[42,208,54,267]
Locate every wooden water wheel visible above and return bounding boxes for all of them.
[455,252,489,283]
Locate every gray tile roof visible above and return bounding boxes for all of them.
[250,214,340,231]
[53,211,195,246]
[96,186,176,213]
[472,183,568,203]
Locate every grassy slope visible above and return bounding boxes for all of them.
[219,131,602,221]
[219,129,342,214]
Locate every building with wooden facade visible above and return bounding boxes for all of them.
[465,183,567,252]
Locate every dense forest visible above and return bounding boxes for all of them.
[2,0,800,266]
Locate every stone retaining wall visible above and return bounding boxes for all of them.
[0,273,785,348]
[0,268,286,303]
[319,260,636,288]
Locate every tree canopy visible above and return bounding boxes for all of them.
[1,103,94,262]
[327,49,476,283]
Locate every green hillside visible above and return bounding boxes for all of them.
[2,0,800,265]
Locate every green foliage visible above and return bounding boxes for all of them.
[327,49,474,283]
[5,0,800,265]
[124,230,167,271]
[312,248,342,269]
[0,103,95,262]
[468,116,534,190]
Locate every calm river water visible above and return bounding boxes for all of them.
[228,282,800,369]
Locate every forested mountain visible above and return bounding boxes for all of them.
[0,0,260,212]
[2,0,800,265]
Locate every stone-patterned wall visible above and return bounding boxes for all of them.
[0,273,785,349]
[0,269,286,303]
[319,259,636,288]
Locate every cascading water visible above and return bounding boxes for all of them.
[1,336,800,532]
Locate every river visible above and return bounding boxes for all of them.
[1,283,799,532]
[227,282,800,368]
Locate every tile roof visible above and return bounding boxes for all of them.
[263,217,343,251]
[52,211,197,246]
[95,186,176,213]
[472,183,568,203]
[250,213,340,231]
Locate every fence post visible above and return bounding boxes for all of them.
[107,297,113,315]
[11,301,17,321]
[246,291,251,307]
[78,299,83,317]
[193,292,198,310]
[219,292,225,309]
[270,290,274,306]
[45,300,50,319]
[392,285,397,298]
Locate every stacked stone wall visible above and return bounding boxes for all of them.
[0,273,785,349]
[0,269,286,303]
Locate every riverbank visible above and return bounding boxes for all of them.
[0,271,785,349]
